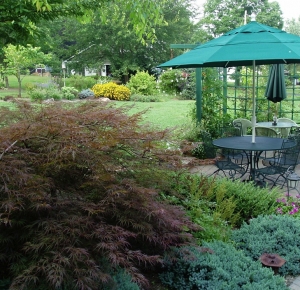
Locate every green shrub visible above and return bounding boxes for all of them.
[232,214,300,276]
[158,69,186,94]
[179,70,196,100]
[91,82,130,101]
[61,86,78,100]
[24,82,37,92]
[103,267,139,290]
[126,71,157,95]
[66,75,98,91]
[160,242,288,290]
[78,88,95,99]
[130,94,161,102]
[28,88,46,101]
[45,85,63,100]
[160,173,280,242]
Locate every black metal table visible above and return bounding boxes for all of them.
[213,136,296,180]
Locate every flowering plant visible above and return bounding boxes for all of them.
[275,194,300,216]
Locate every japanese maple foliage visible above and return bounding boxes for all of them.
[0,100,198,289]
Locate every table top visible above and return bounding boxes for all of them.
[256,122,296,128]
[213,136,295,151]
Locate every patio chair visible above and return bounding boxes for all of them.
[233,118,252,136]
[255,137,300,188]
[207,127,248,179]
[289,125,300,138]
[277,118,298,138]
[254,127,281,166]
[255,126,281,138]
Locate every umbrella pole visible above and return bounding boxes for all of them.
[251,60,256,143]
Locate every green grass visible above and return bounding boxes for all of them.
[0,75,195,130]
[114,100,195,129]
[0,75,52,98]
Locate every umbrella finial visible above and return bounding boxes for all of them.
[251,13,256,21]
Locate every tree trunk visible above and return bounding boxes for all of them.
[18,77,22,98]
[5,76,9,88]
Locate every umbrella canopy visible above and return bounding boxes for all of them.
[158,21,300,142]
[158,21,300,69]
[265,64,287,103]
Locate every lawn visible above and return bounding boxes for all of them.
[0,74,52,99]
[0,75,195,130]
[115,100,195,129]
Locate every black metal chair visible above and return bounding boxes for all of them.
[202,127,248,180]
[255,137,300,188]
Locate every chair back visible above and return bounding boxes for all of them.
[255,126,280,138]
[277,118,298,138]
[277,138,300,171]
[233,118,252,136]
[289,126,300,137]
[220,126,241,138]
[277,118,297,125]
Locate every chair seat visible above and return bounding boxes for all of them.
[255,138,300,188]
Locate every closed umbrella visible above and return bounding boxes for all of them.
[158,20,300,142]
[265,64,287,103]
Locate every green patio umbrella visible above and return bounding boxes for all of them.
[158,20,300,142]
[265,64,287,103]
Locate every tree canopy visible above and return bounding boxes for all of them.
[0,0,165,47]
[38,0,196,79]
[198,0,283,39]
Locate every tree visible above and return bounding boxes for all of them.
[0,0,165,48]
[285,17,300,36]
[199,0,283,38]
[39,0,196,80]
[0,100,198,289]
[1,44,52,97]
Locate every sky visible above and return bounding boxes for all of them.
[194,0,300,21]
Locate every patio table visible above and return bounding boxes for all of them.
[256,122,297,138]
[256,122,295,129]
[213,136,296,181]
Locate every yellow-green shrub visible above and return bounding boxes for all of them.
[113,85,130,101]
[91,82,130,101]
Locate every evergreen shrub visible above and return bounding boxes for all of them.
[232,214,300,276]
[78,88,95,99]
[126,71,157,95]
[160,241,288,290]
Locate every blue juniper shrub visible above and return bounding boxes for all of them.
[231,214,300,276]
[160,241,288,290]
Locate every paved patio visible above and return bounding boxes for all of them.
[188,160,300,198]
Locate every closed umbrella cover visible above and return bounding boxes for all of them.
[265,64,287,103]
